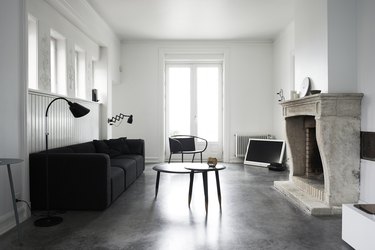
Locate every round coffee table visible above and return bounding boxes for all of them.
[184,163,226,213]
[152,163,191,198]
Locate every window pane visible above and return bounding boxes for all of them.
[50,38,57,93]
[57,39,67,95]
[197,67,219,141]
[74,51,79,97]
[168,67,190,135]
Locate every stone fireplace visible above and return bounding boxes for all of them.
[274,93,363,215]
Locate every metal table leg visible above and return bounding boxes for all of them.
[6,164,21,242]
[215,170,222,209]
[155,171,160,198]
[202,171,208,213]
[188,171,194,207]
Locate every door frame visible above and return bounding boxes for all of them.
[158,48,230,163]
[164,61,224,161]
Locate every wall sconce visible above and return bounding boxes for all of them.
[108,113,133,126]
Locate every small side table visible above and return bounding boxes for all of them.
[185,163,226,213]
[0,158,23,242]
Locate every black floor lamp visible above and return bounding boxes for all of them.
[34,97,90,227]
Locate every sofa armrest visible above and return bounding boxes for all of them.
[30,153,111,210]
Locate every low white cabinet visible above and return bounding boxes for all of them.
[342,204,375,250]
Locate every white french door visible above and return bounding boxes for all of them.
[166,63,223,161]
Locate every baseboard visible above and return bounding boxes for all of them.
[229,157,244,163]
[145,157,162,163]
[0,203,30,236]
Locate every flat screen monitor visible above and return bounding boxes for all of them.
[244,139,286,167]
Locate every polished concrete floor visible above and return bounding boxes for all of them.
[0,163,352,250]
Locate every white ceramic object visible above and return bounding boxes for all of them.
[299,77,310,97]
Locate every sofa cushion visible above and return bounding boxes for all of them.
[69,142,96,153]
[93,140,121,158]
[111,158,137,188]
[110,167,125,201]
[113,154,144,177]
[93,140,110,154]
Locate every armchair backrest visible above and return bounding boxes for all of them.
[169,136,196,153]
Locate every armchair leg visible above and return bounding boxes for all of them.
[182,153,184,163]
[192,154,195,163]
[168,153,172,163]
[200,152,202,163]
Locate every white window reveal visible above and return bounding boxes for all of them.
[74,47,86,99]
[50,30,67,95]
[28,15,38,90]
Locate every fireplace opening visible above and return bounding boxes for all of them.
[304,116,323,180]
[289,115,325,202]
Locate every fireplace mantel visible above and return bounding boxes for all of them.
[281,93,363,118]
[275,93,363,215]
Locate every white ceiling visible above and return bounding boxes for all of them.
[87,0,295,41]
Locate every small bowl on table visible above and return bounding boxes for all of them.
[207,157,217,168]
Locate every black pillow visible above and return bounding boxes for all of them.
[93,140,110,155]
[106,138,130,154]
[93,140,120,158]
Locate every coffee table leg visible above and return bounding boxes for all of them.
[202,171,208,213]
[155,171,160,198]
[188,171,194,207]
[215,170,222,209]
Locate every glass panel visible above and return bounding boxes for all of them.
[56,39,67,96]
[50,38,57,93]
[74,51,79,97]
[197,66,219,141]
[168,67,190,136]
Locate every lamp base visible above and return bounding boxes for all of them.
[34,216,63,227]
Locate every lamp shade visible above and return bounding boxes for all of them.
[45,97,90,119]
[68,102,90,118]
[127,115,133,124]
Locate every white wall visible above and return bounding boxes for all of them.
[113,41,274,163]
[357,0,375,203]
[295,0,328,92]
[272,22,295,168]
[327,0,357,93]
[0,0,27,235]
[295,0,357,93]
[272,22,295,139]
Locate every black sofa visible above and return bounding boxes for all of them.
[29,138,145,210]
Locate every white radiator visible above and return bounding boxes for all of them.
[235,134,272,157]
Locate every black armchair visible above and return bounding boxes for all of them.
[168,135,208,163]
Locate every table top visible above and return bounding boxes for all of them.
[184,163,226,172]
[152,163,191,174]
[0,158,23,166]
